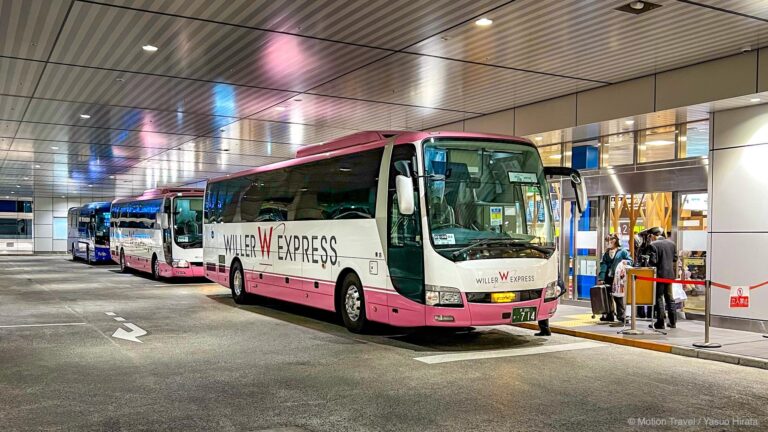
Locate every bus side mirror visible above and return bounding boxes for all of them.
[543,167,588,213]
[160,213,170,229]
[395,175,415,215]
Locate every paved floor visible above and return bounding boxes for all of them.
[1,256,767,431]
[548,304,768,360]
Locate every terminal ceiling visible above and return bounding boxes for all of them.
[1,0,767,197]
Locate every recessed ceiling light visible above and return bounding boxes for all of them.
[142,44,158,52]
[535,136,543,141]
[35,165,40,168]
[10,191,15,194]
[339,168,351,172]
[109,175,115,179]
[625,120,635,125]
[293,98,303,102]
[88,184,93,187]
[750,98,761,102]
[61,195,65,198]
[23,177,28,180]
[51,146,59,150]
[629,1,645,9]
[115,77,125,82]
[475,17,493,26]
[79,114,91,119]
[617,1,661,14]
[15,185,20,188]
[274,106,287,111]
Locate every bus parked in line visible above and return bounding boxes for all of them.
[67,202,112,263]
[110,188,205,279]
[204,131,586,332]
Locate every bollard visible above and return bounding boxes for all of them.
[693,280,722,349]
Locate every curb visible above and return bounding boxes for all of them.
[515,323,768,370]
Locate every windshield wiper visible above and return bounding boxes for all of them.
[451,238,552,258]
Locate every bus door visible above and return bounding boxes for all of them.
[386,144,424,304]
[162,198,173,263]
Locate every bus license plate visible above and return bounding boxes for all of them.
[512,307,537,323]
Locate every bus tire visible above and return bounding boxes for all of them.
[151,255,161,280]
[230,261,248,304]
[86,246,91,264]
[340,272,368,333]
[71,244,77,261]
[119,249,128,273]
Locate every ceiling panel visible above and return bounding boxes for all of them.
[0,57,45,96]
[408,0,768,83]
[34,64,297,118]
[9,139,166,161]
[0,121,20,138]
[23,99,236,137]
[311,53,600,113]
[251,93,471,131]
[14,123,196,150]
[50,1,390,91]
[214,119,357,145]
[0,0,73,60]
[694,0,768,20]
[95,0,506,50]
[0,95,29,121]
[183,137,300,159]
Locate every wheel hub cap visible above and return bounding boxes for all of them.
[345,285,361,322]
[233,271,242,296]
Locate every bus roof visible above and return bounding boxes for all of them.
[112,188,204,205]
[209,130,535,184]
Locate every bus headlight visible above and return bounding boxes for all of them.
[425,285,463,307]
[544,281,560,301]
[172,260,190,268]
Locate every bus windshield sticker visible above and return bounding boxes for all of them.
[507,172,538,183]
[504,207,516,216]
[433,233,455,245]
[490,207,503,226]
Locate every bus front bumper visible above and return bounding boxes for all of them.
[424,294,558,327]
[158,262,206,278]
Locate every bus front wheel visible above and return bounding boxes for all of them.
[71,244,77,262]
[151,255,161,280]
[230,261,249,304]
[340,273,368,333]
[119,250,128,273]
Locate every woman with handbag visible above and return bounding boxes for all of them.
[597,234,632,322]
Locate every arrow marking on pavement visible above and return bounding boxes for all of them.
[112,323,147,343]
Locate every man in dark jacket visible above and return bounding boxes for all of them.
[648,227,678,329]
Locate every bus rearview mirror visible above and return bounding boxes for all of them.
[543,166,588,214]
[395,175,415,215]
[160,213,170,229]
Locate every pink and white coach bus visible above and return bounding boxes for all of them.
[110,188,205,279]
[204,131,586,332]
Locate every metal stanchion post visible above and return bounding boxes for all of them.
[619,274,643,335]
[693,279,721,349]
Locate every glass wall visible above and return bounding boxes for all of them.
[0,198,33,255]
[678,192,708,314]
[531,120,709,169]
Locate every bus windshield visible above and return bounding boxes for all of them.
[423,139,555,261]
[173,197,203,249]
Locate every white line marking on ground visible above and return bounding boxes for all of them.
[0,322,88,328]
[413,341,606,364]
[114,317,125,322]
[152,283,216,287]
[105,312,116,316]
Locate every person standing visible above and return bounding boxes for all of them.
[597,234,632,322]
[648,227,678,329]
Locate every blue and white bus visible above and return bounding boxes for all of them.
[67,201,112,263]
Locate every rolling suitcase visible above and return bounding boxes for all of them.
[590,284,613,318]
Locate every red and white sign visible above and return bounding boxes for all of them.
[729,286,750,308]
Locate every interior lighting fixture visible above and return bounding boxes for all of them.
[616,1,661,14]
[109,175,115,179]
[51,146,59,150]
[274,106,287,111]
[35,165,41,168]
[625,120,635,125]
[646,140,674,146]
[88,184,93,187]
[79,114,91,119]
[750,98,761,102]
[142,44,158,52]
[475,18,493,26]
[535,136,543,141]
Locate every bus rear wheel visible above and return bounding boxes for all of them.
[230,261,249,304]
[340,273,368,333]
[71,245,77,262]
[86,246,91,264]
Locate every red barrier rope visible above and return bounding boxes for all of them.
[634,275,768,290]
